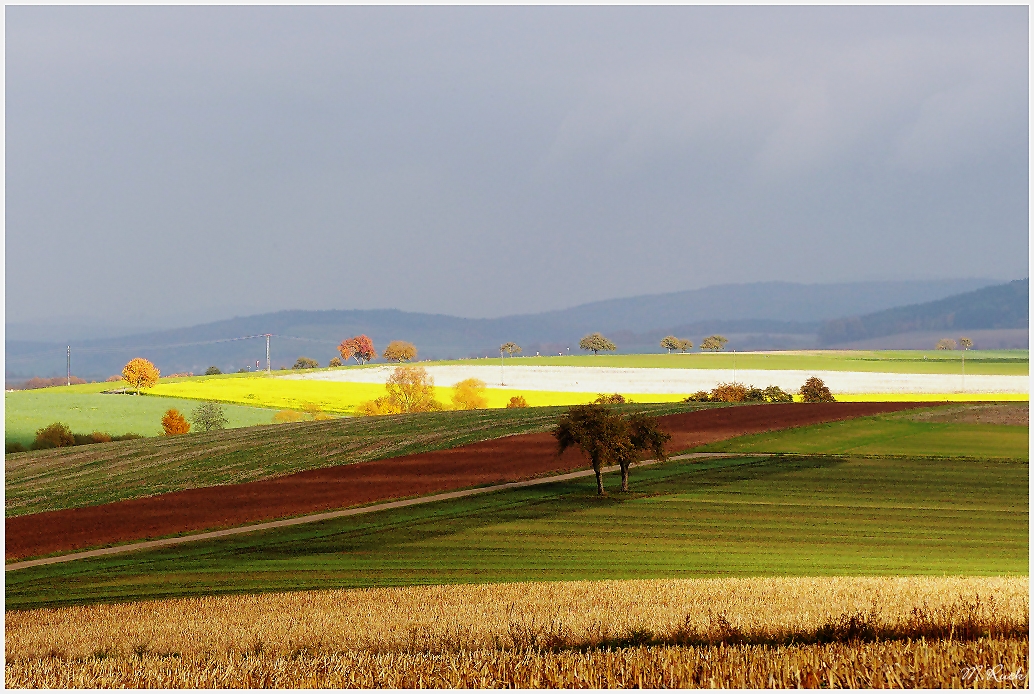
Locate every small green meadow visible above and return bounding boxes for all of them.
[4,389,280,448]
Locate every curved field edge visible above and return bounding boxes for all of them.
[6,454,1026,608]
[4,403,712,518]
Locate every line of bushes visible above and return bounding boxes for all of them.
[684,377,834,404]
[5,422,142,454]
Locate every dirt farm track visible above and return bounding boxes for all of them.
[6,403,931,561]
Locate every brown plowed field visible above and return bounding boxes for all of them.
[6,402,930,561]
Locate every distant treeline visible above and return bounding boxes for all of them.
[7,376,88,390]
[819,279,1028,345]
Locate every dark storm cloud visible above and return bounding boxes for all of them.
[6,6,1027,325]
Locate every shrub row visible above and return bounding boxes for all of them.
[5,422,142,454]
[684,378,834,404]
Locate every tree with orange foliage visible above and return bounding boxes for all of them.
[161,409,191,435]
[338,335,376,365]
[122,357,160,394]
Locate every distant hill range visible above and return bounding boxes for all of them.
[6,278,1022,381]
[819,279,1028,347]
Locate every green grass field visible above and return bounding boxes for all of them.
[431,350,1029,375]
[4,389,282,448]
[7,453,1026,610]
[698,413,1029,460]
[5,403,708,518]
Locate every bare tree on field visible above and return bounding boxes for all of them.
[700,335,729,352]
[660,336,681,353]
[936,339,957,351]
[579,333,617,355]
[499,342,522,385]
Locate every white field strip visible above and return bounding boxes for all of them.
[284,365,1028,394]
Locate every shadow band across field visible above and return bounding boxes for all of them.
[3,452,733,572]
[5,452,1027,610]
[5,402,931,562]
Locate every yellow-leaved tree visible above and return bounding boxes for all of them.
[452,378,487,410]
[122,358,160,394]
[357,366,443,415]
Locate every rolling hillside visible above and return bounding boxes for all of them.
[6,278,1003,380]
[819,279,1028,346]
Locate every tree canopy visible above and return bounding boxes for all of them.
[339,335,376,365]
[383,340,418,363]
[500,342,522,357]
[190,402,228,432]
[799,376,835,403]
[700,335,728,352]
[452,378,487,410]
[553,404,670,494]
[660,336,681,353]
[122,358,160,394]
[579,333,617,355]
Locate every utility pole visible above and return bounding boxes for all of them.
[66,346,71,386]
[266,334,271,373]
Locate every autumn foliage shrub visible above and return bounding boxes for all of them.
[32,423,75,450]
[273,410,305,423]
[800,377,836,403]
[161,409,191,436]
[710,383,748,403]
[506,395,528,408]
[593,393,627,405]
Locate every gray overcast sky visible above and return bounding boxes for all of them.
[6,6,1029,326]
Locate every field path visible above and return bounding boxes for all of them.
[5,402,931,562]
[4,452,733,572]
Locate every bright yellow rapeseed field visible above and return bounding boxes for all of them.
[149,375,688,414]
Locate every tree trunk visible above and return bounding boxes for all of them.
[594,462,604,495]
[621,464,629,492]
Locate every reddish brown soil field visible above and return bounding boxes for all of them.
[6,402,930,561]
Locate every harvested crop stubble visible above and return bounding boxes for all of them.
[6,640,1028,688]
[6,577,1027,661]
